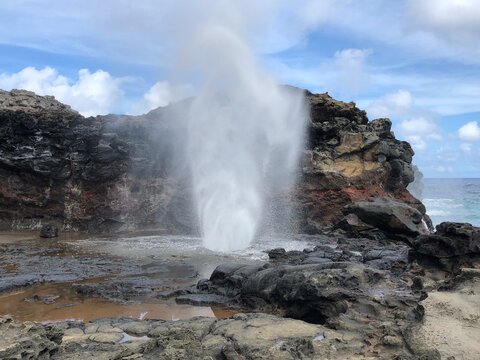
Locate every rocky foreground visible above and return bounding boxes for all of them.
[0,222,478,359]
[3,312,419,360]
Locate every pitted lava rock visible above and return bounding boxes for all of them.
[40,224,59,238]
[176,235,429,358]
[412,222,480,272]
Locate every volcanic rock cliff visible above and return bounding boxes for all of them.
[0,89,429,237]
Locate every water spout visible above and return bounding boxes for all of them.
[184,25,307,252]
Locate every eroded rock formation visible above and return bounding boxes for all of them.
[0,88,429,236]
[1,313,437,360]
[299,91,430,234]
[412,222,480,272]
[0,89,193,233]
[175,233,430,358]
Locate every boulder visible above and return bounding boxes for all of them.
[343,198,430,241]
[39,224,59,238]
[412,222,480,272]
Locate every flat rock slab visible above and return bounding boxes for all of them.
[0,313,372,360]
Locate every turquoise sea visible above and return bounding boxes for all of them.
[422,178,480,227]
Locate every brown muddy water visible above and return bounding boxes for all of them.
[0,281,236,322]
[0,230,315,323]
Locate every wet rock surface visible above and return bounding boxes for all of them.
[1,229,478,358]
[174,235,430,358]
[0,237,198,298]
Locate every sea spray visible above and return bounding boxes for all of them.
[97,0,311,252]
[184,25,307,252]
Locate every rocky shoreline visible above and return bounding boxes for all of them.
[0,222,478,359]
[0,89,479,359]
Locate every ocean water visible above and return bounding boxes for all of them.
[422,178,480,227]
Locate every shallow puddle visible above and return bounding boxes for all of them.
[0,230,87,244]
[0,282,238,322]
[0,230,317,323]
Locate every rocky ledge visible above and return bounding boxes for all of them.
[0,88,429,236]
[412,222,480,272]
[168,222,480,359]
[0,310,442,360]
[174,235,427,358]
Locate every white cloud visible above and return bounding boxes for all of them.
[429,133,443,141]
[332,48,372,96]
[1,0,479,68]
[367,90,413,119]
[406,0,480,46]
[334,48,372,65]
[134,81,194,114]
[395,115,443,151]
[0,66,196,116]
[398,116,439,137]
[0,66,124,116]
[458,121,480,142]
[0,0,334,64]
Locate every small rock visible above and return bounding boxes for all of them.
[382,335,403,346]
[40,224,59,238]
[120,322,151,336]
[84,325,99,334]
[96,324,123,333]
[268,248,287,260]
[88,332,123,344]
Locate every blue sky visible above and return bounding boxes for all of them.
[0,0,479,178]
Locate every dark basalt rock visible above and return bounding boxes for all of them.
[267,247,287,260]
[412,222,480,272]
[183,235,425,358]
[39,224,59,238]
[342,197,430,242]
[0,89,194,234]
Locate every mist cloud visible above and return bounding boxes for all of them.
[173,2,308,251]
